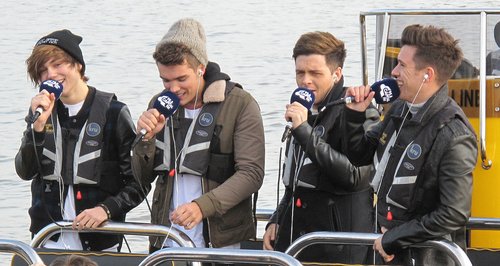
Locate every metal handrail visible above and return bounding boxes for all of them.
[285,231,472,266]
[24,214,498,265]
[0,239,45,265]
[468,217,500,230]
[138,247,302,266]
[360,8,500,16]
[255,208,273,221]
[31,221,195,249]
[479,11,492,170]
[257,210,500,231]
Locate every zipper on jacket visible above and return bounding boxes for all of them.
[201,176,213,247]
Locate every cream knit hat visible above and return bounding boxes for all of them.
[157,18,208,66]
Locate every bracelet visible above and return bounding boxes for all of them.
[98,204,111,220]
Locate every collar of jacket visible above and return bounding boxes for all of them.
[201,61,231,104]
[316,76,346,111]
[390,83,449,122]
[56,86,95,127]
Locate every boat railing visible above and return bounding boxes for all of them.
[0,239,45,266]
[255,208,274,222]
[31,221,195,249]
[467,217,500,230]
[138,247,302,266]
[25,213,500,266]
[285,231,472,266]
[257,210,500,232]
[255,210,500,265]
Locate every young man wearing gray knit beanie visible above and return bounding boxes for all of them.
[132,18,265,251]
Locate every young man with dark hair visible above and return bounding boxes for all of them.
[344,24,477,265]
[263,31,379,264]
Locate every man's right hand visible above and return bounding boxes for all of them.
[263,223,278,250]
[31,90,56,132]
[136,108,166,140]
[345,85,374,112]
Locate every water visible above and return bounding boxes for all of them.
[0,0,497,264]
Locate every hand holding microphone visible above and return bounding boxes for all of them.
[343,78,400,112]
[30,80,64,129]
[136,91,180,141]
[286,87,315,127]
[282,88,315,142]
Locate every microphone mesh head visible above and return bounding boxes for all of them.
[290,87,315,109]
[153,91,180,117]
[370,78,400,104]
[40,80,64,100]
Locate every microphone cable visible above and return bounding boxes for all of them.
[130,136,153,215]
[272,138,286,247]
[149,72,201,248]
[396,78,425,137]
[29,113,73,249]
[162,117,183,248]
[276,86,322,247]
[159,111,202,248]
[164,72,202,243]
[132,88,181,216]
[284,87,341,246]
[369,78,426,263]
[285,110,322,246]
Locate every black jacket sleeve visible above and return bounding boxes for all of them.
[131,95,158,185]
[15,111,45,180]
[341,106,383,167]
[268,187,292,227]
[101,104,151,219]
[292,105,380,190]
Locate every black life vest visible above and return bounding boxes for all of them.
[39,91,114,185]
[153,82,236,179]
[375,98,471,222]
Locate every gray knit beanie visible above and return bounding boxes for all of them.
[157,18,208,66]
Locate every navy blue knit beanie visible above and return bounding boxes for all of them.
[35,29,85,72]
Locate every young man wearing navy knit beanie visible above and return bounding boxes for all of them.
[16,29,150,251]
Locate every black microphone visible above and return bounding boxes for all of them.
[325,78,400,107]
[31,80,64,123]
[282,87,316,142]
[138,90,180,137]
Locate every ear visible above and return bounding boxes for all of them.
[332,67,342,83]
[423,67,435,82]
[197,64,206,77]
[74,62,82,71]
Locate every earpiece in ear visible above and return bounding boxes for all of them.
[198,69,203,76]
[424,73,429,81]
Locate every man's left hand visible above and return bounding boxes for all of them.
[171,202,203,230]
[73,207,108,230]
[373,227,395,262]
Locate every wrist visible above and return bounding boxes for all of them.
[32,122,46,133]
[98,204,111,220]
